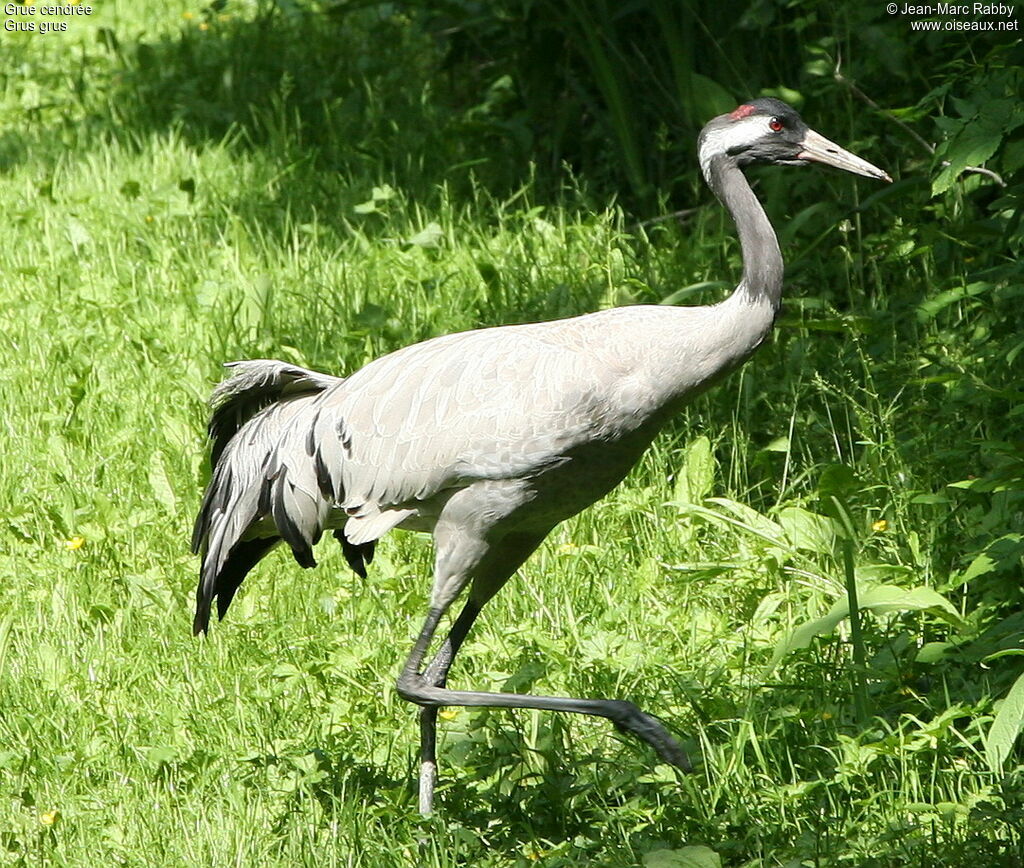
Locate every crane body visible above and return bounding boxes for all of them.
[191,98,890,814]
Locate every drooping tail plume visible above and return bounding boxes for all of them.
[191,360,344,634]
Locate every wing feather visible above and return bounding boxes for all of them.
[195,307,674,632]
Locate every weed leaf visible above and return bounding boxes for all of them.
[67,217,91,254]
[769,584,963,671]
[406,222,444,248]
[148,451,177,515]
[778,506,836,555]
[985,670,1024,772]
[672,436,714,504]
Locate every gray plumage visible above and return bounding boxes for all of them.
[191,98,890,815]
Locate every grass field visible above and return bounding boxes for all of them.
[2,2,1023,866]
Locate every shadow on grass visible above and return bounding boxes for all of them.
[94,4,531,233]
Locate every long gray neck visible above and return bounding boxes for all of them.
[633,151,785,419]
[703,154,783,310]
[614,150,787,424]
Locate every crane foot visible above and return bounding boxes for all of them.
[604,700,692,771]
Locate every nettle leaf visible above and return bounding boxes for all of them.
[932,96,1024,195]
[768,584,963,672]
[932,121,1002,195]
[986,670,1024,772]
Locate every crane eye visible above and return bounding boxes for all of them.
[769,118,784,132]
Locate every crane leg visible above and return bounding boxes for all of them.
[398,603,691,817]
[415,599,482,816]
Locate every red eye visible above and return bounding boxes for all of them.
[769,118,784,132]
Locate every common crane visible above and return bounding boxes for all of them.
[191,98,890,814]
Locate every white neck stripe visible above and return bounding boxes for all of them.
[698,116,773,180]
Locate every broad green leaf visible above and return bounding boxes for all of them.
[778,507,836,555]
[768,584,963,671]
[353,302,389,330]
[986,670,1024,771]
[846,584,961,621]
[147,745,179,766]
[703,497,786,545]
[1004,139,1024,174]
[687,73,734,125]
[916,642,953,664]
[672,436,714,504]
[955,549,1001,588]
[817,464,859,498]
[909,493,951,505]
[148,451,177,515]
[932,117,1003,195]
[855,564,915,584]
[67,216,91,254]
[761,436,790,453]
[950,534,1024,590]
[916,282,994,321]
[162,414,194,451]
[643,846,721,868]
[0,615,12,677]
[406,222,444,248]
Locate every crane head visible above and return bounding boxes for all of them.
[699,97,891,182]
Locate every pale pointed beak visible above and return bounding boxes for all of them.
[798,129,892,182]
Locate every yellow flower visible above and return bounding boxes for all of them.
[556,542,578,555]
[871,519,888,533]
[820,711,833,720]
[438,708,459,721]
[64,536,85,551]
[199,22,209,30]
[182,11,193,19]
[39,809,59,826]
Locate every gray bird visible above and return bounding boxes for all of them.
[192,98,890,815]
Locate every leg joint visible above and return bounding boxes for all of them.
[397,671,446,707]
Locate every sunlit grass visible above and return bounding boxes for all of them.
[1,2,1022,866]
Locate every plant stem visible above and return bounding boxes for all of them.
[830,496,870,725]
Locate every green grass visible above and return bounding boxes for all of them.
[2,2,1024,866]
